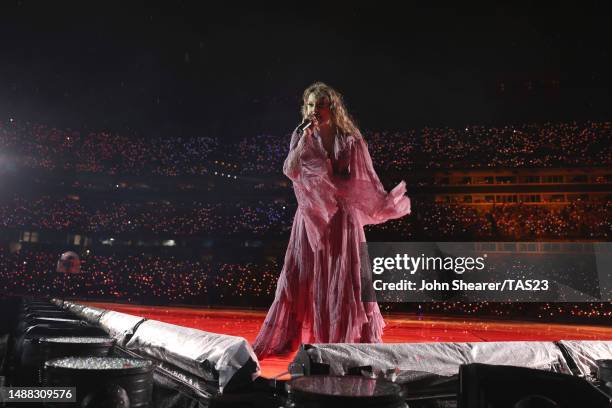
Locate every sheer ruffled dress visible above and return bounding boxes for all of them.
[253,126,411,359]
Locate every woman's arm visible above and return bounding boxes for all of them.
[350,135,411,224]
[282,128,310,181]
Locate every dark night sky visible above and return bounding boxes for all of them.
[0,1,610,139]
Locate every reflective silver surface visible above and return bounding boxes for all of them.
[46,356,151,370]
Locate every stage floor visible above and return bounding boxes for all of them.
[84,302,612,378]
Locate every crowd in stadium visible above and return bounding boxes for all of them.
[0,196,293,236]
[0,121,218,175]
[0,195,612,240]
[1,246,609,321]
[0,247,277,305]
[418,122,611,169]
[1,117,610,322]
[2,119,610,176]
[367,200,610,240]
[0,195,608,240]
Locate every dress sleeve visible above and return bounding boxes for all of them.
[283,127,338,251]
[282,129,302,181]
[348,135,411,225]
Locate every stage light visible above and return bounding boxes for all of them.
[44,357,153,407]
[459,363,611,408]
[287,375,403,407]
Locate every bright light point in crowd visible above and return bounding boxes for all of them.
[9,118,14,122]
[162,240,176,246]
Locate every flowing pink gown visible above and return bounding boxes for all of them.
[253,126,411,359]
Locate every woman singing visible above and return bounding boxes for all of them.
[253,82,411,359]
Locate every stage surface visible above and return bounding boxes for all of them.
[83,302,612,378]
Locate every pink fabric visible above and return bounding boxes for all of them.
[253,127,411,359]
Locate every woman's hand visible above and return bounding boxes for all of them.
[309,112,320,130]
[296,113,318,152]
[284,113,324,180]
[296,128,310,152]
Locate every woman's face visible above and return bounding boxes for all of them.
[305,93,332,124]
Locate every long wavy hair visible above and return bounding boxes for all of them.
[301,82,362,139]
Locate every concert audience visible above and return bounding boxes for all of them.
[2,120,610,175]
[0,196,608,239]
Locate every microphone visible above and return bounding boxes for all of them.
[297,119,312,133]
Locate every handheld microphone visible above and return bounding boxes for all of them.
[297,119,312,133]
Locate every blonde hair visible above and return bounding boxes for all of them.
[301,82,362,139]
